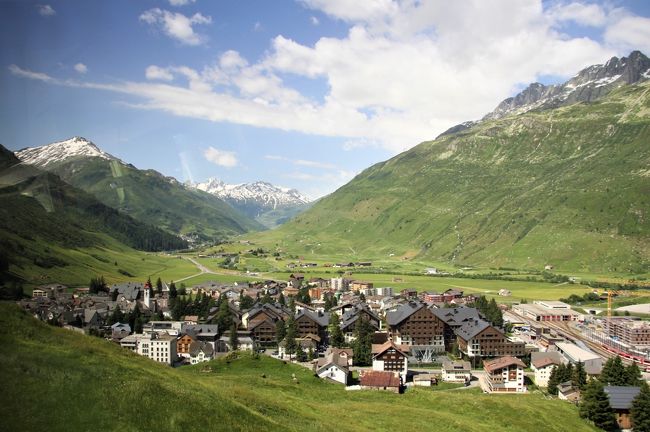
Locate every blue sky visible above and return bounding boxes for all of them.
[1,0,650,198]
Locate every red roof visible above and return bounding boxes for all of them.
[359,371,400,388]
[371,340,409,357]
[484,356,526,374]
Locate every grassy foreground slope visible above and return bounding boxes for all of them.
[261,83,650,274]
[0,304,597,432]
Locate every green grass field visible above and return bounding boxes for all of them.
[1,304,598,432]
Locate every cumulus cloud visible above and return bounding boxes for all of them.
[73,63,88,74]
[11,1,650,155]
[37,4,55,16]
[203,147,238,167]
[139,8,212,46]
[145,65,174,81]
[168,0,195,6]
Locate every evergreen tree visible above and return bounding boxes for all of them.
[601,356,626,385]
[328,313,345,348]
[308,346,315,361]
[216,300,233,337]
[229,322,239,351]
[547,365,560,395]
[261,291,272,304]
[295,343,307,362]
[169,281,178,299]
[178,283,187,296]
[278,293,285,306]
[240,294,255,310]
[572,361,587,390]
[89,276,107,294]
[303,292,311,305]
[284,314,298,359]
[155,277,163,295]
[625,362,643,386]
[276,319,286,345]
[631,382,650,432]
[352,317,373,366]
[579,378,618,431]
[107,305,124,326]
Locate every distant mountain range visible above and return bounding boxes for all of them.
[189,178,311,229]
[263,51,650,273]
[15,137,263,241]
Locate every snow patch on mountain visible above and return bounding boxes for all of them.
[16,136,118,168]
[192,178,310,209]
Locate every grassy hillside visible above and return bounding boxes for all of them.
[260,82,650,274]
[45,156,263,239]
[0,304,598,432]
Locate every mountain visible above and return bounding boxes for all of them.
[438,51,650,137]
[0,143,187,283]
[263,56,650,273]
[191,178,311,228]
[16,137,263,241]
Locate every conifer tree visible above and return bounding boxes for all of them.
[631,381,650,432]
[155,277,163,295]
[296,343,307,362]
[284,314,297,359]
[547,365,560,395]
[625,362,643,386]
[352,317,373,366]
[328,313,345,348]
[229,322,239,351]
[278,293,286,306]
[275,319,286,345]
[601,356,626,385]
[579,378,617,431]
[169,281,178,299]
[572,361,587,390]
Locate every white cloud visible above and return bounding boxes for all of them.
[168,0,195,6]
[139,8,212,46]
[37,4,56,16]
[203,147,238,167]
[145,65,174,81]
[253,21,263,32]
[8,64,56,83]
[310,16,319,26]
[73,63,88,74]
[11,1,650,156]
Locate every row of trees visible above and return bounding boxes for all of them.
[548,362,587,394]
[470,296,504,328]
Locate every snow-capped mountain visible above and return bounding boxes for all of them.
[484,50,650,120]
[16,136,119,168]
[438,50,650,138]
[193,178,310,208]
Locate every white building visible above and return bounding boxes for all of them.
[120,332,177,366]
[441,360,472,383]
[375,287,394,297]
[482,356,526,393]
[530,351,563,387]
[143,321,185,336]
[189,341,214,365]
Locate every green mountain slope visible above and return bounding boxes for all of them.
[1,304,597,432]
[266,82,650,273]
[16,138,263,241]
[0,145,188,283]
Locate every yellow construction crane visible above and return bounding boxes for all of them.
[606,289,619,319]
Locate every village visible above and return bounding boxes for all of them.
[21,271,650,431]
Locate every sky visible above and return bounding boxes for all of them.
[1,0,650,199]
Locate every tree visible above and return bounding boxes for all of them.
[178,283,187,296]
[631,382,650,432]
[307,346,316,361]
[295,343,307,362]
[579,378,618,431]
[625,362,643,387]
[107,305,124,326]
[278,293,286,306]
[261,290,272,304]
[284,314,298,359]
[547,365,560,395]
[328,313,345,348]
[572,361,587,390]
[240,294,255,310]
[215,300,233,337]
[229,322,239,351]
[155,277,163,295]
[169,281,178,299]
[601,356,626,385]
[359,292,366,302]
[352,316,373,366]
[276,319,286,345]
[89,276,107,294]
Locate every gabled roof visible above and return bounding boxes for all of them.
[386,301,426,326]
[432,307,481,327]
[483,356,526,373]
[531,355,561,369]
[360,371,400,388]
[341,304,381,330]
[455,318,494,341]
[441,360,471,371]
[296,309,329,327]
[604,386,641,410]
[189,341,214,357]
[372,340,409,358]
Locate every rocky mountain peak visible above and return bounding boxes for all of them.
[16,136,117,168]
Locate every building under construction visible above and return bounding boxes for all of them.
[603,317,650,349]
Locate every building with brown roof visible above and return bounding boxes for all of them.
[372,340,409,382]
[530,351,563,387]
[482,356,526,393]
[456,318,525,358]
[386,301,445,351]
[359,370,401,393]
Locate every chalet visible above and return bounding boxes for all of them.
[295,309,329,341]
[432,307,481,349]
[340,303,381,342]
[359,370,401,393]
[323,347,354,366]
[189,341,214,364]
[372,340,409,383]
[242,303,290,346]
[315,350,350,385]
[177,333,196,358]
[185,324,220,348]
[557,381,580,403]
[530,351,563,387]
[604,386,641,430]
[330,302,356,317]
[482,356,526,393]
[278,334,320,359]
[289,273,305,280]
[386,301,445,354]
[441,360,472,383]
[455,318,525,358]
[351,281,373,292]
